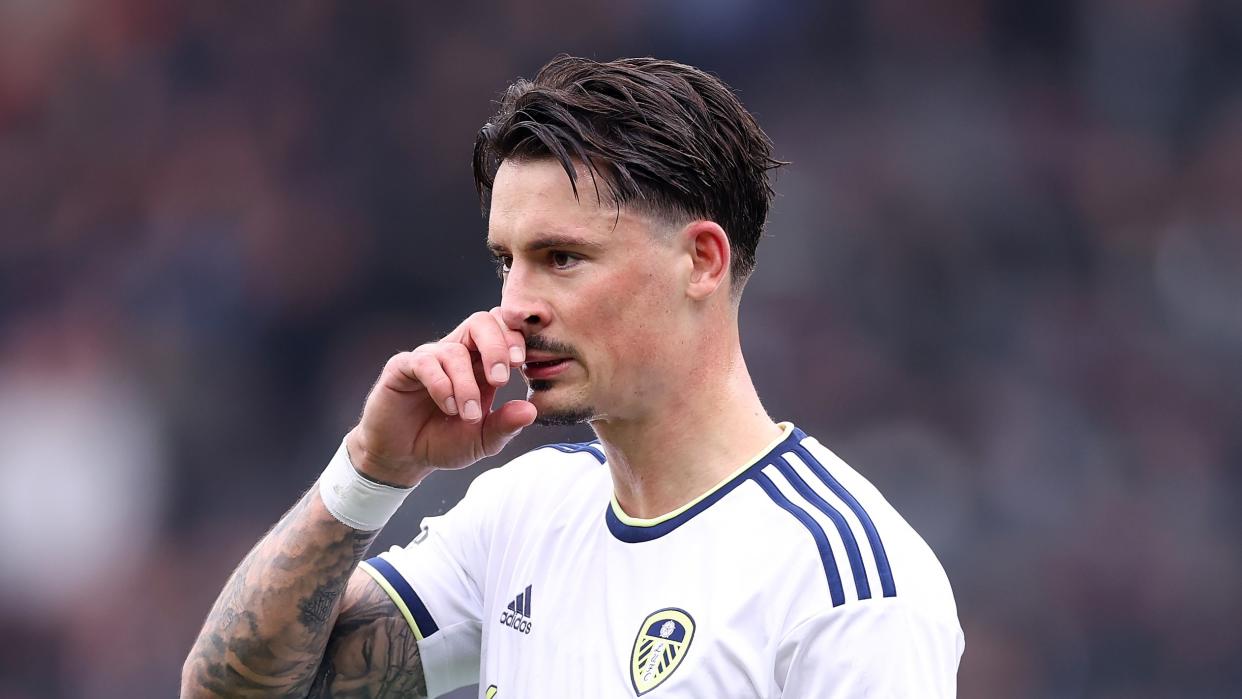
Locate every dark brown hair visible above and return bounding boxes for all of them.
[473,55,784,291]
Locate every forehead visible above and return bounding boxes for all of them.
[486,159,653,248]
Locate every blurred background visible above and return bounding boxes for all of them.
[1,1,1240,697]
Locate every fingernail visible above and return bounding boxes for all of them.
[463,400,481,421]
[492,363,509,383]
[510,346,524,363]
[445,396,457,414]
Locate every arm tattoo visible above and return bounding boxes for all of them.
[308,578,428,698]
[182,487,426,698]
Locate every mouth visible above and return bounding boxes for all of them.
[522,357,572,380]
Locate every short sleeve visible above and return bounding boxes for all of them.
[358,467,505,697]
[774,599,964,698]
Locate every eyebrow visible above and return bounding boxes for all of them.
[487,234,604,255]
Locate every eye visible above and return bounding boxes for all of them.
[493,255,512,278]
[550,251,580,269]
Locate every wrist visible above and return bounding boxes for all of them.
[318,436,417,532]
[345,430,434,489]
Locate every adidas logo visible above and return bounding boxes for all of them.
[498,584,533,634]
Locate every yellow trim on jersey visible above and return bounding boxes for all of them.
[358,560,425,641]
[608,421,794,527]
[485,685,499,698]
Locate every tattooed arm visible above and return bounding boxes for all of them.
[180,487,426,698]
[308,572,427,697]
[182,316,535,697]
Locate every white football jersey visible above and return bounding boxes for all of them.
[360,422,964,698]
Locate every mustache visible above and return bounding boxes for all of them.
[524,334,577,359]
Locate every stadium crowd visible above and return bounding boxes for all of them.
[1,2,1239,697]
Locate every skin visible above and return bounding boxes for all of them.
[487,159,782,517]
[181,157,779,697]
[180,490,428,697]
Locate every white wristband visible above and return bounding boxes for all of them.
[318,438,415,531]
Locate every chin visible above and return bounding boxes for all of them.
[533,409,594,427]
[528,383,595,426]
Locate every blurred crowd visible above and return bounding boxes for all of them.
[1,1,1239,697]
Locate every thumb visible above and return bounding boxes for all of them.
[480,399,537,457]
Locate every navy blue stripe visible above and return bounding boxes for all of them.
[544,442,605,463]
[366,556,440,637]
[771,458,872,600]
[792,442,896,598]
[751,470,846,607]
[606,427,804,543]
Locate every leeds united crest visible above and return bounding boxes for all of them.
[629,608,695,695]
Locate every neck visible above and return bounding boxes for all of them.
[591,341,782,520]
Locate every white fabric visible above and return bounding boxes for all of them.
[370,426,964,697]
[775,599,963,697]
[419,618,485,699]
[318,437,415,531]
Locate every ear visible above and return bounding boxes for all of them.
[683,220,731,301]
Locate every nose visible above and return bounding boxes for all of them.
[498,270,551,335]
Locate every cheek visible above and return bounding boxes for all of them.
[599,269,678,365]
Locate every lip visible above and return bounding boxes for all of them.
[522,357,572,381]
[524,352,567,363]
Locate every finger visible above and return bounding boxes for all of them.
[473,354,500,416]
[460,311,513,387]
[384,349,458,414]
[489,306,526,365]
[436,343,483,422]
[480,399,537,456]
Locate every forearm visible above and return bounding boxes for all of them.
[182,487,379,698]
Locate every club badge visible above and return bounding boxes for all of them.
[629,608,695,695]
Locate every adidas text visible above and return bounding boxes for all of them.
[499,610,532,634]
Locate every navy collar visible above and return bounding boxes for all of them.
[605,424,804,543]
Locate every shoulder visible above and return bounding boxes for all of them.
[799,434,959,618]
[735,428,959,628]
[460,437,609,510]
[485,437,605,482]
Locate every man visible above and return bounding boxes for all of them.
[182,56,963,698]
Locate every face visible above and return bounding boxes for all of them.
[487,159,690,426]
